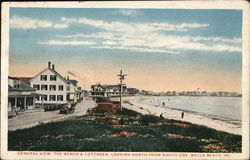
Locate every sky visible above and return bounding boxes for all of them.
[9,8,242,92]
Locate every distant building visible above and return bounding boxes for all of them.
[90,83,127,97]
[29,62,81,105]
[8,76,41,116]
[67,78,83,103]
[127,88,139,95]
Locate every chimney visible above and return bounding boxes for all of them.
[67,76,69,80]
[48,61,51,68]
[52,64,55,70]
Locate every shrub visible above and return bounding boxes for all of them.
[139,114,163,125]
[117,108,141,116]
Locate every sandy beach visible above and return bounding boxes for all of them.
[122,96,242,135]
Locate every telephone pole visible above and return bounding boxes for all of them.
[117,69,127,111]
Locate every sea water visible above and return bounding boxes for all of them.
[144,96,242,121]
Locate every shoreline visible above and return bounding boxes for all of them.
[122,96,242,135]
[160,106,241,126]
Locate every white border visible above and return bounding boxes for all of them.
[1,1,249,160]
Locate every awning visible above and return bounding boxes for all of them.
[9,92,45,97]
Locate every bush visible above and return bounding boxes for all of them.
[117,108,141,116]
[139,115,163,125]
[8,114,242,152]
[94,97,110,103]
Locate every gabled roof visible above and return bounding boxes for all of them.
[8,83,36,92]
[30,67,69,84]
[14,77,33,85]
[51,68,70,84]
[68,79,78,87]
[8,76,19,80]
[91,84,126,90]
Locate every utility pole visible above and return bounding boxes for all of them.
[117,69,127,111]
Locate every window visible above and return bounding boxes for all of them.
[49,85,56,91]
[42,95,47,101]
[33,85,40,90]
[13,80,20,88]
[40,75,47,81]
[41,85,48,90]
[35,96,40,101]
[49,95,56,101]
[50,75,57,81]
[57,95,63,101]
[59,85,64,91]
[67,86,70,91]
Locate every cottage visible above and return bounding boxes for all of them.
[127,88,139,95]
[90,83,127,98]
[67,78,83,103]
[8,76,41,117]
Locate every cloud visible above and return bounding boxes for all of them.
[91,46,180,54]
[140,22,209,32]
[54,23,69,29]
[133,34,241,52]
[190,36,241,43]
[37,40,96,45]
[102,41,118,45]
[60,17,77,23]
[10,16,53,29]
[26,15,240,53]
[96,33,241,53]
[56,32,121,40]
[55,31,241,53]
[60,17,209,33]
[10,16,69,29]
[112,9,142,16]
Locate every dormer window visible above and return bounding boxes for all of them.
[13,80,20,88]
[40,75,47,81]
[50,75,57,81]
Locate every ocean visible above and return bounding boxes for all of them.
[142,96,242,121]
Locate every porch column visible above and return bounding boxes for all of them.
[32,97,35,109]
[24,97,27,110]
[42,96,44,109]
[14,96,17,108]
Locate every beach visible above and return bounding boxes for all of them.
[122,96,242,135]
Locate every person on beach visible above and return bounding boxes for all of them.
[160,113,164,120]
[181,112,184,119]
[160,113,163,117]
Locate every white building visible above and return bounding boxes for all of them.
[90,83,127,97]
[67,78,83,103]
[30,62,79,105]
[8,76,41,117]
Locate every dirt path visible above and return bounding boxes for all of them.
[8,97,96,131]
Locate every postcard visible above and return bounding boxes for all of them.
[1,1,249,160]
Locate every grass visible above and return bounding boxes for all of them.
[8,109,241,152]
